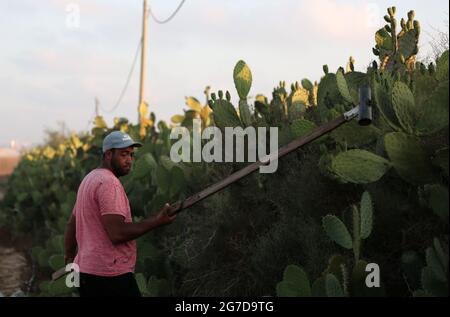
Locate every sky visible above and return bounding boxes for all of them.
[0,0,448,147]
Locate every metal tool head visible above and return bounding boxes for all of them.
[358,87,372,126]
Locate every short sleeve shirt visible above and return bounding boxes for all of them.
[73,168,136,276]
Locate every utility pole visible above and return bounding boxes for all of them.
[95,97,99,116]
[138,0,148,123]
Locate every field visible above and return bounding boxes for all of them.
[0,6,448,298]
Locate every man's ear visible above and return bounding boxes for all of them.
[104,150,113,160]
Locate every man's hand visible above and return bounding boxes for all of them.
[101,203,177,245]
[155,203,177,227]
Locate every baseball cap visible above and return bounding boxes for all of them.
[102,131,143,153]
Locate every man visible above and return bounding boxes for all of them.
[64,131,176,297]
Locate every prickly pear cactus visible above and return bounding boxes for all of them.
[233,60,252,100]
[433,147,449,177]
[133,153,157,179]
[324,255,347,285]
[373,7,420,72]
[384,132,435,185]
[325,273,345,297]
[239,99,252,127]
[276,265,312,297]
[360,191,373,240]
[331,120,380,147]
[233,61,253,127]
[392,81,420,134]
[414,81,449,136]
[171,91,213,128]
[372,72,402,130]
[336,70,355,104]
[208,91,242,130]
[322,215,353,249]
[424,184,449,222]
[330,150,391,184]
[317,73,341,110]
[415,238,449,297]
[290,119,316,138]
[435,50,449,82]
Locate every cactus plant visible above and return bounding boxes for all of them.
[276,265,312,297]
[331,120,380,147]
[238,99,252,127]
[48,277,73,296]
[325,273,345,297]
[372,72,402,130]
[373,7,420,72]
[424,184,449,222]
[133,153,157,179]
[324,254,347,284]
[233,60,253,127]
[208,94,242,130]
[432,147,449,177]
[48,254,64,271]
[414,81,449,136]
[323,192,374,262]
[392,81,419,134]
[290,85,309,109]
[290,119,316,139]
[301,78,314,91]
[311,277,327,297]
[322,215,353,249]
[233,60,252,100]
[435,50,449,81]
[415,238,449,297]
[384,132,435,185]
[402,251,424,291]
[351,260,368,296]
[360,192,373,240]
[317,73,342,110]
[155,165,170,193]
[254,94,269,118]
[135,273,170,297]
[336,70,355,104]
[171,93,213,128]
[331,150,391,184]
[346,56,355,73]
[352,205,361,262]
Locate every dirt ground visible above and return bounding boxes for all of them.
[0,176,33,297]
[0,246,29,296]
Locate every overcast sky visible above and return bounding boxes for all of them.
[0,0,448,147]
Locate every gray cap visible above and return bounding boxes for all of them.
[102,131,142,153]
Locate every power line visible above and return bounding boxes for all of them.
[99,1,186,116]
[148,0,186,24]
[85,108,97,131]
[85,98,100,131]
[100,38,142,114]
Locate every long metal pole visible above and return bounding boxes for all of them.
[169,113,355,216]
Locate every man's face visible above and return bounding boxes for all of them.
[107,147,135,177]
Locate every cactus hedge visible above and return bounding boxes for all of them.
[0,6,447,297]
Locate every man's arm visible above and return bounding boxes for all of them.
[101,203,176,245]
[64,214,77,264]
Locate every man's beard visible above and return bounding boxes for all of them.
[111,158,130,177]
